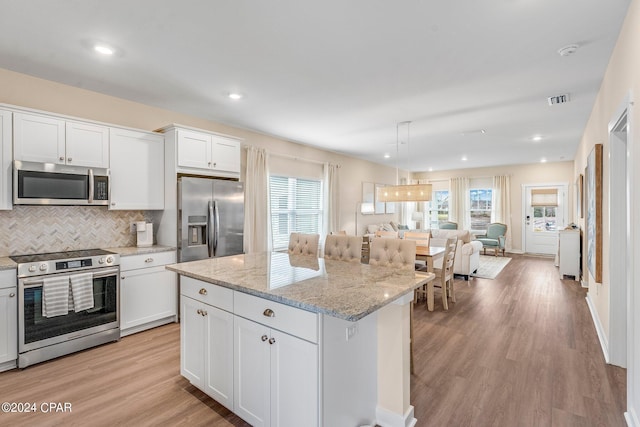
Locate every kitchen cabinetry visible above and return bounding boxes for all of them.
[0,109,12,210]
[180,277,234,411]
[120,251,177,336]
[13,112,109,168]
[558,229,580,281]
[176,129,240,175]
[0,270,17,372]
[109,128,164,210]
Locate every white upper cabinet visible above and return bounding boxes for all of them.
[14,112,109,168]
[109,127,164,210]
[0,110,12,210]
[176,128,240,175]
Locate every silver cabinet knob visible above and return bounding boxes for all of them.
[59,156,65,161]
[207,161,212,167]
[145,257,154,263]
[263,308,275,318]
[213,162,217,168]
[268,337,276,345]
[121,276,125,280]
[197,309,202,315]
[9,293,15,298]
[67,157,72,162]
[199,288,207,295]
[261,335,268,342]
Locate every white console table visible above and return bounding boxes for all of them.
[558,229,580,281]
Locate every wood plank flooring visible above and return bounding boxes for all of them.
[0,255,626,426]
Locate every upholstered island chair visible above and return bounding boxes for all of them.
[475,223,508,256]
[288,233,320,256]
[324,235,363,263]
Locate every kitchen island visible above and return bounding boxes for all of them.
[167,251,434,427]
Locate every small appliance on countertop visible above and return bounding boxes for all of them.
[136,221,153,247]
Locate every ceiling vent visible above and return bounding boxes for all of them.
[548,94,570,106]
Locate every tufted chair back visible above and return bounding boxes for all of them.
[369,238,416,270]
[288,233,320,256]
[324,235,363,263]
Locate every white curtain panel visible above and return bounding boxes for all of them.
[492,175,512,250]
[324,163,340,234]
[449,177,470,230]
[243,146,271,253]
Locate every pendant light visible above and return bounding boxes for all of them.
[376,121,432,202]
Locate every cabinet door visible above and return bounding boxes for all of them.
[13,112,65,164]
[204,305,234,411]
[234,316,271,427]
[0,287,17,365]
[120,266,177,332]
[109,128,164,210]
[65,121,109,168]
[211,136,240,174]
[177,130,212,170]
[270,330,318,427]
[181,296,205,388]
[0,110,12,210]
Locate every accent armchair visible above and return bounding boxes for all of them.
[475,223,507,256]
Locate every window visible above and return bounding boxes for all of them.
[426,190,449,229]
[269,176,323,251]
[469,188,492,231]
[533,206,557,231]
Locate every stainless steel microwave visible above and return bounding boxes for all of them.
[14,160,110,205]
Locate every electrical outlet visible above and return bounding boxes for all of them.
[130,222,137,233]
[346,324,358,341]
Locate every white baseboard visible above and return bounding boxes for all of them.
[376,405,417,427]
[625,408,639,427]
[585,294,610,363]
[120,316,178,337]
[0,359,16,373]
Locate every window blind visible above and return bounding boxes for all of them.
[531,188,558,206]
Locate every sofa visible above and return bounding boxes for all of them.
[428,229,482,280]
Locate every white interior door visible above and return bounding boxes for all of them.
[523,184,568,255]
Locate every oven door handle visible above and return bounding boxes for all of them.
[20,267,120,288]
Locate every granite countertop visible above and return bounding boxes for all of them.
[103,245,176,257]
[0,257,16,271]
[167,251,434,322]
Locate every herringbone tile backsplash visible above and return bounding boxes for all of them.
[0,206,152,256]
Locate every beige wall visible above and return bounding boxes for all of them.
[573,0,639,361]
[414,161,574,251]
[0,67,399,236]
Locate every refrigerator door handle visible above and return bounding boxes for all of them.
[207,201,214,258]
[213,200,220,256]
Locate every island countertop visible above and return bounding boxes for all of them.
[166,251,433,322]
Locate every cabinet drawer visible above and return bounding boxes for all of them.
[181,276,233,312]
[233,292,318,343]
[120,251,176,271]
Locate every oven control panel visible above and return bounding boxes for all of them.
[12,250,119,278]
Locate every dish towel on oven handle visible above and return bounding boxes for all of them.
[42,275,71,317]
[70,273,94,312]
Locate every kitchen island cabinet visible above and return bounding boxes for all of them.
[168,252,433,427]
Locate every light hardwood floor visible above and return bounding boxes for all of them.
[0,255,626,426]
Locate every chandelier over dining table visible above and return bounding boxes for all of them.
[376,121,432,202]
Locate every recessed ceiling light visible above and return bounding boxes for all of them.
[428,167,433,172]
[94,45,114,55]
[461,156,468,161]
[531,135,543,142]
[557,44,579,57]
[383,153,390,159]
[541,158,547,163]
[228,93,243,100]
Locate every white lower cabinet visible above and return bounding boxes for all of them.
[234,316,318,427]
[180,277,318,427]
[0,270,17,371]
[181,294,234,410]
[120,251,177,336]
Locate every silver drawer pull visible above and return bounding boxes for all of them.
[268,337,276,345]
[261,335,268,342]
[263,308,275,318]
[199,288,207,295]
[145,257,154,263]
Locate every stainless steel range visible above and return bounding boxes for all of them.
[11,249,120,368]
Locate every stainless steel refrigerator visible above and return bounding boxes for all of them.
[177,176,244,262]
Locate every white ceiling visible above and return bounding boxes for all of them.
[0,0,631,172]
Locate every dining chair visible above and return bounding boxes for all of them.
[374,230,399,239]
[416,237,457,310]
[288,232,320,256]
[324,235,363,263]
[369,237,416,269]
[403,231,430,270]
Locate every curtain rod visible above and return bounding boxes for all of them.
[267,149,340,167]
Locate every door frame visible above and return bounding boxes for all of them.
[521,182,569,255]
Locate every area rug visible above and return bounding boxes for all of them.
[471,255,512,279]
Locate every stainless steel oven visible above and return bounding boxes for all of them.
[12,249,120,368]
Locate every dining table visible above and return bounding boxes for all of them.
[415,245,446,311]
